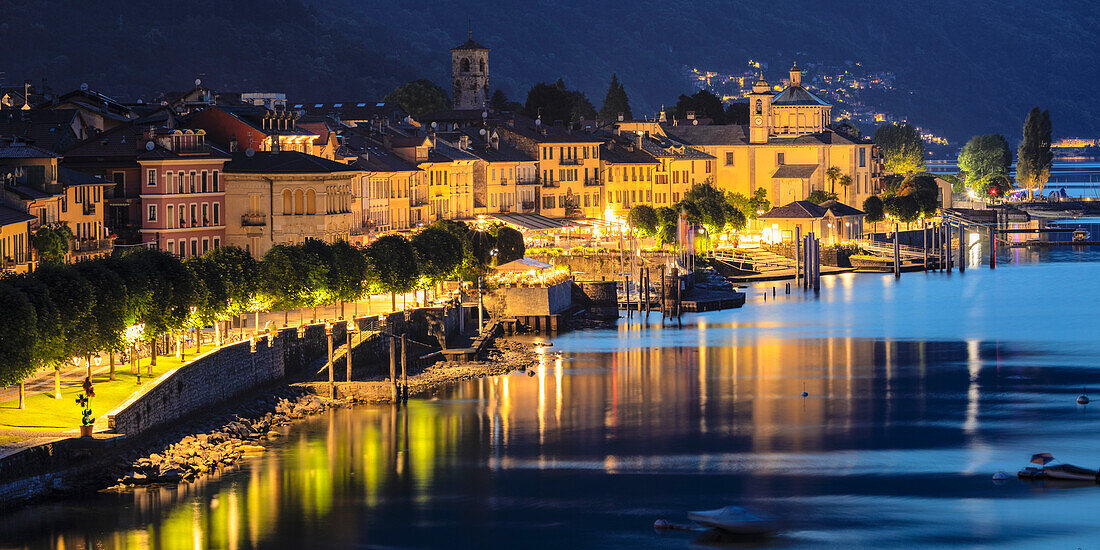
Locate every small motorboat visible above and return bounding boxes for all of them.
[1044,463,1098,482]
[687,506,778,535]
[1073,229,1091,243]
[1017,466,1046,479]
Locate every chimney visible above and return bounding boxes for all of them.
[617,112,624,122]
[270,136,281,154]
[686,111,695,120]
[229,136,238,152]
[658,108,667,123]
[459,135,470,149]
[143,125,155,141]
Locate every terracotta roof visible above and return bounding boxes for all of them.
[772,164,819,179]
[293,101,408,123]
[664,124,867,146]
[58,167,113,187]
[0,204,35,226]
[223,151,360,174]
[0,109,82,151]
[0,142,59,159]
[758,201,827,220]
[820,199,865,217]
[496,119,603,144]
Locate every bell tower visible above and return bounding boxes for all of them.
[747,73,772,144]
[451,27,490,110]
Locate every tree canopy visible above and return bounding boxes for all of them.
[627,205,658,237]
[958,134,1012,191]
[598,74,632,121]
[366,235,420,298]
[385,79,451,118]
[1016,107,1053,199]
[31,223,73,265]
[411,226,464,286]
[872,123,925,173]
[492,226,526,265]
[862,196,885,223]
[524,79,596,123]
[672,90,728,124]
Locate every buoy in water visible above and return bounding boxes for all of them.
[654,519,670,530]
[1078,395,1090,405]
[801,391,809,397]
[992,471,1008,481]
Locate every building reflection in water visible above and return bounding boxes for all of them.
[4,333,1070,550]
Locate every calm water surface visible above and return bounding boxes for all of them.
[4,247,1100,549]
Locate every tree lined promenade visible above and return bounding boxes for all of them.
[0,221,526,427]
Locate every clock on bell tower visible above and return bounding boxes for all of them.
[747,73,772,144]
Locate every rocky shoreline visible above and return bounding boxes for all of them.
[110,338,544,488]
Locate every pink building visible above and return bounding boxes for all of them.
[137,128,230,257]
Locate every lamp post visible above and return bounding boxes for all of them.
[94,354,102,381]
[190,306,201,354]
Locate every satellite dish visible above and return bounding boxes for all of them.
[245,147,255,158]
[195,78,202,87]
[535,118,541,127]
[431,121,438,129]
[145,141,155,151]
[482,111,488,119]
[79,83,88,91]
[693,119,699,125]
[479,128,487,135]
[136,98,143,104]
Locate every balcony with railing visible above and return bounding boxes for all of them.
[82,202,96,215]
[70,236,116,257]
[559,158,582,166]
[241,213,266,227]
[584,177,602,187]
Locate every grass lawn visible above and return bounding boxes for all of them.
[0,355,188,432]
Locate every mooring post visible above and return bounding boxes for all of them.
[946,225,953,273]
[989,226,997,269]
[794,226,802,287]
[958,224,966,273]
[326,323,334,399]
[813,237,821,291]
[346,320,354,382]
[893,223,901,279]
[401,334,408,402]
[922,221,928,271]
[389,335,397,403]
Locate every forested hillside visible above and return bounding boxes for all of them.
[2,0,1099,142]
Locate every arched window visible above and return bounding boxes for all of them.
[479,59,485,73]
[294,189,304,215]
[755,99,762,115]
[282,189,292,215]
[306,189,316,214]
[461,58,471,72]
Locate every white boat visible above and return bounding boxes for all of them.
[1044,464,1098,482]
[687,506,778,535]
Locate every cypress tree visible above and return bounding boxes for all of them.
[1017,107,1053,200]
[599,74,632,122]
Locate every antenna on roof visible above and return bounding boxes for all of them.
[145,141,155,151]
[468,18,472,40]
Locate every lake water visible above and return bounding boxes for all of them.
[927,158,1100,198]
[4,246,1100,549]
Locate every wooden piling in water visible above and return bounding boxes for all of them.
[958,225,966,273]
[989,226,997,269]
[893,223,901,279]
[946,225,953,273]
[922,221,928,271]
[813,236,821,291]
[794,226,802,288]
[389,335,397,403]
[401,334,408,402]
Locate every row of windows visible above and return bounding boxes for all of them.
[147,202,221,228]
[608,166,654,183]
[541,145,598,161]
[1,232,28,265]
[147,169,220,194]
[72,185,102,204]
[166,236,221,258]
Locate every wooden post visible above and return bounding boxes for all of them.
[346,321,353,382]
[625,274,631,319]
[326,324,334,399]
[18,382,24,409]
[108,352,116,381]
[794,226,801,287]
[922,221,928,271]
[638,264,644,315]
[815,237,821,291]
[659,265,666,320]
[389,335,397,403]
[946,225,953,273]
[989,226,997,269]
[401,334,408,402]
[893,223,901,279]
[644,268,651,316]
[958,224,966,273]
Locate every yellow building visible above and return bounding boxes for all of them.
[418,138,477,222]
[496,121,602,219]
[0,205,35,273]
[462,129,539,215]
[351,139,426,234]
[57,167,115,260]
[600,137,657,218]
[222,151,359,258]
[621,64,881,208]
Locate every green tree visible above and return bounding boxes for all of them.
[524,79,595,123]
[298,239,337,320]
[30,223,72,265]
[838,174,854,202]
[385,79,452,118]
[260,243,323,325]
[74,259,130,377]
[184,255,224,334]
[489,89,523,112]
[366,235,420,310]
[940,173,965,194]
[832,119,863,138]
[655,206,679,248]
[672,89,727,123]
[204,246,262,320]
[626,204,658,237]
[123,248,199,367]
[411,226,464,294]
[328,240,368,319]
[958,134,1012,191]
[33,264,98,363]
[863,196,885,224]
[872,123,925,173]
[598,73,632,121]
[807,190,838,204]
[824,166,842,195]
[492,226,525,264]
[1016,107,1053,199]
[0,282,38,392]
[978,173,1013,199]
[897,173,941,218]
[884,194,920,225]
[5,275,63,388]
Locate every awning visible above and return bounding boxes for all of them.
[490,213,585,231]
[772,164,819,179]
[495,257,554,272]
